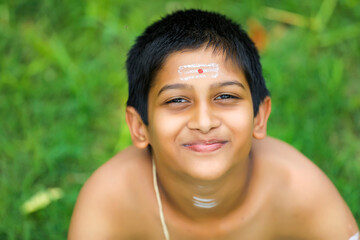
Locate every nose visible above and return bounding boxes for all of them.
[187,102,221,133]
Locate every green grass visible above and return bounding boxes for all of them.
[0,0,359,239]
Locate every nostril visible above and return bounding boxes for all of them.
[187,110,221,133]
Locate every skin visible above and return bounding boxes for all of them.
[68,48,358,240]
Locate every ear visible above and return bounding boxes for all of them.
[125,106,149,149]
[253,96,271,140]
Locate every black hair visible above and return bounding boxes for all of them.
[126,9,269,125]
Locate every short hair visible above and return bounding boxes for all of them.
[126,9,270,125]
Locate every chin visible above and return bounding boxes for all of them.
[183,159,232,181]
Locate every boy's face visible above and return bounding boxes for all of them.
[146,48,257,180]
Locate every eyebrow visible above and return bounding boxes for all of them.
[157,80,246,96]
[158,83,191,96]
[210,81,245,90]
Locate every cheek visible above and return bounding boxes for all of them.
[148,109,187,143]
[224,106,254,135]
[224,107,254,157]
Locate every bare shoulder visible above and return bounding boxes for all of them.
[68,146,154,239]
[252,137,358,239]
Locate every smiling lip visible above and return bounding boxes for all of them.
[183,140,228,153]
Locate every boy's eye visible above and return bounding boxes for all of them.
[214,94,239,101]
[165,97,190,104]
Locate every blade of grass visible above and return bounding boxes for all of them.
[319,23,360,47]
[263,6,309,28]
[311,0,338,32]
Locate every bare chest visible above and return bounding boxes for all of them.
[139,215,275,240]
[131,202,276,240]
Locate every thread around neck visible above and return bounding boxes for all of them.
[152,159,170,240]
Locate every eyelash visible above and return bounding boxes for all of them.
[165,97,189,104]
[214,94,239,100]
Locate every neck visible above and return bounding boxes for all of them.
[154,153,254,222]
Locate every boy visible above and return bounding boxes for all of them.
[68,9,358,239]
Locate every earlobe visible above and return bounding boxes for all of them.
[253,96,271,139]
[125,106,149,149]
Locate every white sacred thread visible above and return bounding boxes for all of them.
[152,159,170,240]
[178,63,219,81]
[349,232,359,240]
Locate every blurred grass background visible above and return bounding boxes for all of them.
[0,0,359,239]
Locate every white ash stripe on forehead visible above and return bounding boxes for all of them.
[181,68,218,74]
[178,63,219,81]
[178,63,219,72]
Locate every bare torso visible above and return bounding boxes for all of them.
[68,137,358,240]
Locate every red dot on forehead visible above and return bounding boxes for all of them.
[198,69,203,73]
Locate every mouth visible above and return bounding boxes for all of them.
[182,140,228,153]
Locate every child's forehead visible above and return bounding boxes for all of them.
[160,48,241,74]
[177,63,220,81]
[150,47,248,92]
